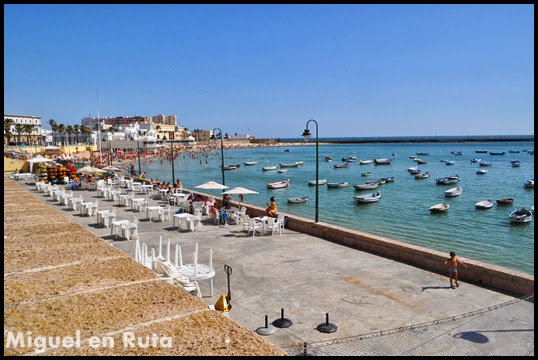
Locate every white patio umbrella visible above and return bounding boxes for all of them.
[101,165,122,171]
[221,186,259,208]
[195,181,229,191]
[77,166,102,174]
[43,145,61,150]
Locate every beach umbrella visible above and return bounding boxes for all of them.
[77,166,102,174]
[101,165,122,171]
[43,145,61,151]
[221,186,259,208]
[195,181,229,191]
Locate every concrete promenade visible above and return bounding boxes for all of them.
[12,178,534,355]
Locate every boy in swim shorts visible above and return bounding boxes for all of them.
[444,251,469,289]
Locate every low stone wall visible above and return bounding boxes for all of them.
[233,200,534,298]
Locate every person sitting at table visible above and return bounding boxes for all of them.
[222,194,232,209]
[266,196,278,217]
[174,179,182,189]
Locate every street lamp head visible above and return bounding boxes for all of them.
[302,129,312,142]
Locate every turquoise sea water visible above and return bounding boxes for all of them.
[137,141,534,275]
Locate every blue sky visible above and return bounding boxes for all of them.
[4,4,534,138]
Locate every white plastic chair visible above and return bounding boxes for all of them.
[275,214,285,234]
[159,204,171,222]
[242,215,251,231]
[247,217,263,237]
[266,217,281,236]
[236,206,247,225]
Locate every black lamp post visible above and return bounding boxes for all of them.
[170,138,175,184]
[213,128,225,185]
[136,139,141,176]
[302,119,319,223]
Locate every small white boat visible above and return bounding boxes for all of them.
[222,165,238,170]
[279,161,303,168]
[444,186,462,197]
[359,159,373,165]
[381,176,396,182]
[479,161,492,166]
[476,169,488,175]
[324,156,333,162]
[436,175,459,185]
[327,182,349,189]
[334,163,349,169]
[407,166,418,172]
[353,182,378,191]
[287,196,308,203]
[475,199,493,209]
[511,160,521,167]
[524,178,534,188]
[374,158,392,165]
[262,165,277,171]
[267,179,290,189]
[509,207,532,223]
[354,191,381,203]
[414,172,430,179]
[244,160,258,166]
[308,179,327,186]
[445,160,455,165]
[430,203,449,212]
[278,169,288,173]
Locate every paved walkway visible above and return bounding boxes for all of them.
[21,180,534,355]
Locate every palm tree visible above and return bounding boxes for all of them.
[14,124,25,143]
[80,125,91,144]
[47,119,57,145]
[57,124,65,146]
[4,118,14,144]
[73,124,80,144]
[23,124,37,145]
[65,125,74,145]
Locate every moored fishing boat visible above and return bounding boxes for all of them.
[334,163,349,169]
[324,156,333,162]
[476,169,487,175]
[475,198,493,209]
[524,178,534,188]
[262,165,277,171]
[244,160,258,166]
[430,203,449,212]
[327,181,349,189]
[308,179,327,186]
[222,165,238,170]
[361,171,371,177]
[267,179,290,189]
[287,196,308,203]
[496,198,514,205]
[509,207,532,223]
[278,169,288,173]
[353,182,378,191]
[444,186,462,197]
[359,159,373,165]
[374,158,392,165]
[353,191,381,203]
[414,171,430,179]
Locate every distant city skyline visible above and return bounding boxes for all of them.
[4,4,534,138]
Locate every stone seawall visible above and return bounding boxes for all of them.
[225,199,534,298]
